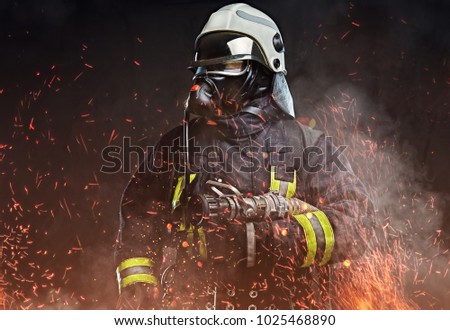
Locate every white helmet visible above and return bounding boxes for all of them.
[191,3,287,74]
[189,3,295,118]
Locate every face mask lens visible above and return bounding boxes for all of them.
[194,61,248,77]
[221,61,246,73]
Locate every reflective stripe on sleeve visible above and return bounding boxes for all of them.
[120,273,158,288]
[293,214,317,267]
[118,257,154,272]
[313,210,335,266]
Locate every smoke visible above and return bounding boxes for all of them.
[295,84,449,308]
[282,0,449,308]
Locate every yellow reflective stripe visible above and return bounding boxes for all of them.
[120,274,158,288]
[172,176,184,210]
[179,219,187,232]
[293,214,317,267]
[270,166,281,192]
[118,257,154,273]
[173,174,197,233]
[186,224,194,258]
[313,211,335,266]
[197,227,208,260]
[172,174,197,211]
[270,166,297,198]
[286,170,296,198]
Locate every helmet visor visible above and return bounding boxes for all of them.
[190,32,267,69]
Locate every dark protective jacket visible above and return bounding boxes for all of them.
[115,96,374,310]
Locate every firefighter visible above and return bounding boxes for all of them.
[115,3,374,310]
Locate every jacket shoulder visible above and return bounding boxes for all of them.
[281,118,324,147]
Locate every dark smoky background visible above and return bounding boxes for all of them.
[0,0,448,309]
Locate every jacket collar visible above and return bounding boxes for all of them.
[201,96,282,137]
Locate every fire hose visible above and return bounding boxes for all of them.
[187,180,318,226]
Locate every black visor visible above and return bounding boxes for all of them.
[189,32,267,69]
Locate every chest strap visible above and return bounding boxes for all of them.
[171,174,207,261]
[270,165,296,198]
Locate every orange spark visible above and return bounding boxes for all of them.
[29,118,35,130]
[74,72,83,81]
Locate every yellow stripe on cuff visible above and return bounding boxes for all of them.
[313,211,335,266]
[293,214,317,268]
[120,273,158,288]
[118,257,154,273]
